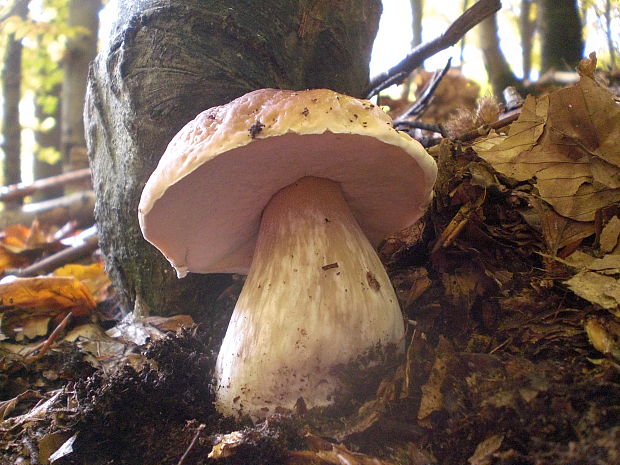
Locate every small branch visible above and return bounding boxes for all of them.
[0,168,91,202]
[8,231,99,277]
[0,191,95,229]
[366,0,502,98]
[394,58,452,121]
[394,120,447,137]
[456,110,520,142]
[177,424,206,465]
[26,312,74,360]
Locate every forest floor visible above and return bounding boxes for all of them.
[0,56,619,465]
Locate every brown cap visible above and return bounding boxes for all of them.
[138,88,437,277]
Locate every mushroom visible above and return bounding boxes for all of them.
[138,88,437,419]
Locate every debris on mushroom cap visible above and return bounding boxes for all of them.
[138,88,437,277]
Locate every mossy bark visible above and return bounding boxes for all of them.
[85,0,382,317]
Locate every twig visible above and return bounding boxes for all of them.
[0,168,91,202]
[0,191,95,229]
[26,312,74,360]
[394,120,447,137]
[177,424,206,465]
[395,58,453,121]
[9,232,99,277]
[366,0,502,98]
[456,110,520,142]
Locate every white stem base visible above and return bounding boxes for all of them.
[214,177,404,418]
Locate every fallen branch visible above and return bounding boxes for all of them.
[366,0,501,98]
[8,231,99,277]
[0,168,91,203]
[456,110,520,142]
[0,191,95,229]
[394,59,452,121]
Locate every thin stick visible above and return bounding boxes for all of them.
[395,58,453,121]
[9,232,99,277]
[26,312,74,360]
[366,0,501,98]
[177,424,206,465]
[0,168,91,202]
[456,110,520,142]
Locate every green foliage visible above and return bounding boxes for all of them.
[37,145,62,164]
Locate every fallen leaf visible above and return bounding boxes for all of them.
[468,434,504,465]
[528,196,595,255]
[53,262,111,302]
[143,315,195,332]
[0,389,42,421]
[418,338,453,422]
[585,317,620,360]
[476,58,620,222]
[565,270,620,314]
[599,215,620,254]
[0,276,95,339]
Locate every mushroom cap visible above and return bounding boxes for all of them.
[138,88,437,277]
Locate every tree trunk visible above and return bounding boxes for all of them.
[410,0,423,48]
[540,0,583,72]
[478,13,520,96]
[519,0,535,81]
[85,0,382,319]
[604,0,616,68]
[61,0,101,173]
[1,0,29,202]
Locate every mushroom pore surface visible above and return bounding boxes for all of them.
[214,176,404,418]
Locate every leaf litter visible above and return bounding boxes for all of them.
[0,54,619,465]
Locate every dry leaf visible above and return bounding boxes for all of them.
[0,276,95,339]
[468,434,504,465]
[301,433,396,465]
[418,338,453,422]
[563,251,620,313]
[599,216,620,254]
[53,262,111,302]
[143,315,195,332]
[585,317,620,359]
[528,196,595,254]
[476,57,620,222]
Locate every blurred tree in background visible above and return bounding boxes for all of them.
[0,0,101,193]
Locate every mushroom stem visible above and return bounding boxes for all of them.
[214,176,405,418]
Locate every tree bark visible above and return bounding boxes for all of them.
[519,0,534,81]
[85,0,382,318]
[410,0,423,48]
[478,13,520,96]
[1,0,29,202]
[604,0,616,68]
[540,0,583,72]
[61,0,101,172]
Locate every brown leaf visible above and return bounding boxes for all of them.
[585,317,620,359]
[599,215,620,254]
[475,60,620,222]
[468,434,504,465]
[528,196,595,255]
[564,254,620,313]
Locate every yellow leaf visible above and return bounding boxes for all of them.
[0,276,96,315]
[53,263,111,302]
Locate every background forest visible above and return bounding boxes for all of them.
[0,0,618,191]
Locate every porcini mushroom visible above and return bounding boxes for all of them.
[138,88,437,419]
